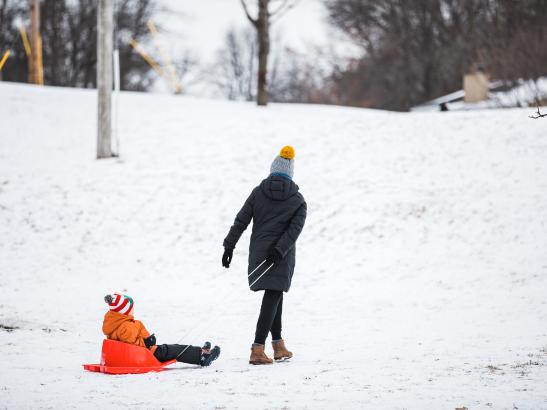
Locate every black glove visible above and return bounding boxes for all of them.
[144,333,156,348]
[222,248,233,268]
[265,248,283,266]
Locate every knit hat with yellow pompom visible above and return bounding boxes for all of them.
[270,146,295,180]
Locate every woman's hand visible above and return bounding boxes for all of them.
[265,248,283,266]
[222,248,233,268]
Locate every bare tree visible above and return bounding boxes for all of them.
[324,0,547,111]
[172,50,200,91]
[211,25,338,105]
[269,45,337,104]
[485,27,547,105]
[0,0,160,90]
[240,0,299,106]
[0,0,27,83]
[211,28,256,101]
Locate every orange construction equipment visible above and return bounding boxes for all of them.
[83,339,176,374]
[0,49,10,71]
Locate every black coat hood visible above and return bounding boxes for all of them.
[260,175,299,201]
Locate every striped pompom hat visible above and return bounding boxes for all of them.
[104,293,134,315]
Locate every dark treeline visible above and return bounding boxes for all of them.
[212,0,547,110]
[323,0,547,111]
[0,0,157,90]
[2,0,546,110]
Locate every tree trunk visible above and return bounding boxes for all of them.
[97,0,113,159]
[256,0,269,106]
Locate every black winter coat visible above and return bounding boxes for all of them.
[223,175,307,292]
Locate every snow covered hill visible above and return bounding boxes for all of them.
[1,82,546,409]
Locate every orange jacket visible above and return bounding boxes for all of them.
[102,310,157,353]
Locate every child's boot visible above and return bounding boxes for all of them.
[200,345,220,367]
[272,339,292,361]
[249,344,273,365]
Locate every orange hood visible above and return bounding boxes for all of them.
[102,310,134,335]
[101,310,153,352]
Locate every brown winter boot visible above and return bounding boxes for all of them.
[249,344,273,365]
[272,339,293,361]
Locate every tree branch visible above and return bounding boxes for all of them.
[529,103,547,119]
[270,0,289,16]
[270,0,300,22]
[240,0,258,27]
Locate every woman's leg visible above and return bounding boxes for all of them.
[270,292,283,341]
[254,290,283,345]
[153,344,202,365]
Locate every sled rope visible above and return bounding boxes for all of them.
[174,343,192,360]
[174,260,274,361]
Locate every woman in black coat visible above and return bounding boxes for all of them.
[222,146,307,365]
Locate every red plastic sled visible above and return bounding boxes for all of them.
[83,339,176,374]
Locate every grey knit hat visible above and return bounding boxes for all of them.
[270,146,295,179]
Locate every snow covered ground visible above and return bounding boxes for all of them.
[1,82,546,409]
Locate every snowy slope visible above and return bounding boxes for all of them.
[0,82,546,410]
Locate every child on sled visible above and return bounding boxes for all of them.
[102,293,220,367]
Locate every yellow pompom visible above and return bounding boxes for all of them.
[280,145,295,160]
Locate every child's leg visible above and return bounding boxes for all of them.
[154,344,202,365]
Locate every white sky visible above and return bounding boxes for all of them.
[151,0,359,95]
[160,0,336,63]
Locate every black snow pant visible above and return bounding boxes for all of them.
[254,290,283,345]
[153,344,201,365]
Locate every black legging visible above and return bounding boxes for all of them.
[254,289,283,345]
